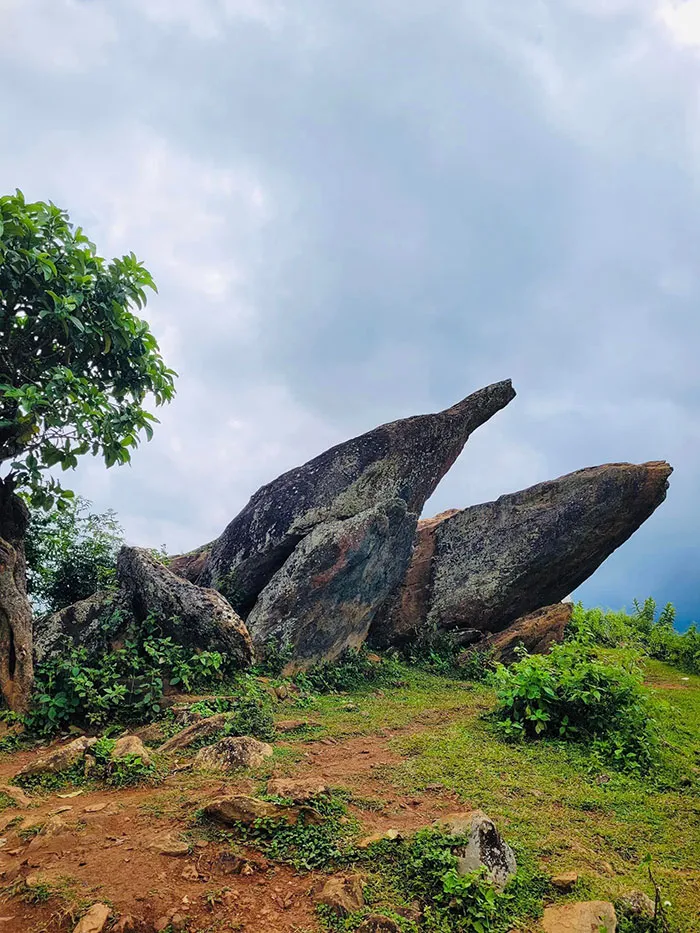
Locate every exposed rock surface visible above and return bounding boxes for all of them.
[199,381,515,612]
[72,903,111,933]
[203,794,323,827]
[551,870,579,892]
[266,776,328,802]
[433,811,516,889]
[193,736,273,771]
[158,713,231,754]
[118,547,253,663]
[617,891,655,920]
[167,546,212,583]
[378,462,672,641]
[15,736,96,780]
[112,735,153,766]
[542,901,617,932]
[312,874,365,916]
[460,603,572,664]
[34,592,112,662]
[246,499,417,669]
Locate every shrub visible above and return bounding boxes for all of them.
[493,641,658,772]
[295,647,404,694]
[26,611,231,735]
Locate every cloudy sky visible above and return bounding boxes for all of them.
[0,0,698,624]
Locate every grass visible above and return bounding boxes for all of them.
[276,656,700,932]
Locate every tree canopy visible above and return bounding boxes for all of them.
[0,190,176,507]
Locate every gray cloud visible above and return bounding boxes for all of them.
[0,0,697,624]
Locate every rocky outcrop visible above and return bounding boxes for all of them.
[542,901,617,932]
[460,602,573,664]
[34,592,113,663]
[433,811,516,889]
[112,735,153,767]
[193,736,273,771]
[246,499,417,669]
[118,547,253,663]
[199,381,515,612]
[167,546,212,583]
[312,874,365,917]
[375,462,672,643]
[15,735,97,781]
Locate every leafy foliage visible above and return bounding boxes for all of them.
[570,599,700,676]
[0,190,175,506]
[175,683,276,745]
[90,736,159,787]
[492,641,658,772]
[26,610,229,734]
[295,647,404,694]
[25,495,123,612]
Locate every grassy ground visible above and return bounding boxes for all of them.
[278,656,700,931]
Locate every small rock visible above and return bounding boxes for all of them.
[203,794,323,827]
[73,903,111,933]
[0,785,31,807]
[193,736,273,772]
[357,828,402,848]
[84,804,108,814]
[275,719,320,733]
[157,714,230,754]
[149,835,189,857]
[181,863,201,882]
[111,918,142,933]
[266,776,328,803]
[542,901,617,933]
[618,890,655,919]
[433,810,516,889]
[551,871,579,892]
[357,916,402,933]
[112,735,153,767]
[15,736,96,781]
[312,874,364,916]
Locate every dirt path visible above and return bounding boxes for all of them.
[0,726,459,932]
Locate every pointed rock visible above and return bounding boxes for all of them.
[199,381,515,612]
[375,462,672,642]
[117,547,253,665]
[246,499,417,669]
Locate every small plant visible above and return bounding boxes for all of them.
[295,648,403,694]
[492,641,659,772]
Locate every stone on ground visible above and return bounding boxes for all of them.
[203,794,323,827]
[193,736,273,771]
[542,901,617,932]
[433,810,516,889]
[617,891,655,919]
[266,776,328,802]
[112,735,153,766]
[157,713,231,754]
[551,870,579,892]
[199,380,515,612]
[312,873,365,916]
[72,903,111,933]
[15,736,96,780]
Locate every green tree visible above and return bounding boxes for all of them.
[0,191,175,712]
[25,496,124,614]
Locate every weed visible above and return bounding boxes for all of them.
[295,648,404,694]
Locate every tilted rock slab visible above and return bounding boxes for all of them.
[117,547,253,665]
[199,380,515,613]
[34,591,112,663]
[246,499,417,669]
[374,461,672,642]
[460,602,573,664]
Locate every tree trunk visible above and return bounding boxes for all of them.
[0,479,33,714]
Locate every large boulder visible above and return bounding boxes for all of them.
[198,381,515,613]
[117,547,253,665]
[34,591,113,662]
[374,462,672,642]
[193,736,273,771]
[246,499,417,669]
[461,602,573,664]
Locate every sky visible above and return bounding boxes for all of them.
[0,0,698,625]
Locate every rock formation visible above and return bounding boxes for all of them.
[373,461,672,644]
[246,499,416,668]
[198,380,515,613]
[460,602,573,664]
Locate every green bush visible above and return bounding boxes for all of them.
[570,598,700,676]
[179,681,276,745]
[295,647,404,694]
[493,641,658,772]
[27,611,230,735]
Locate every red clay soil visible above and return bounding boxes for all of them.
[0,729,459,933]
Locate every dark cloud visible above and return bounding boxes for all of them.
[0,0,697,625]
